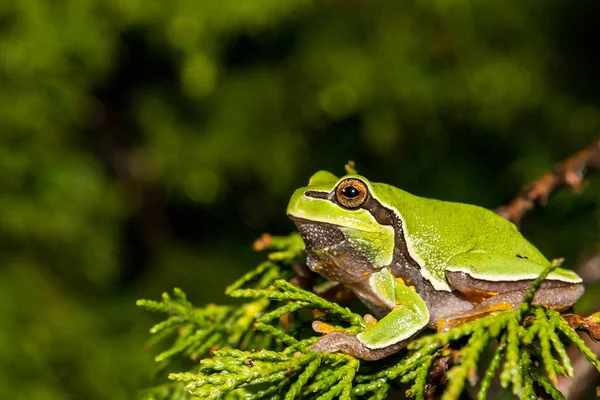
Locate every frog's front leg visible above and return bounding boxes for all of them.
[310,269,430,360]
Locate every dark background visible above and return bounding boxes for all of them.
[1,1,600,398]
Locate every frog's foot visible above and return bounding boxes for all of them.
[309,331,407,361]
[438,301,514,331]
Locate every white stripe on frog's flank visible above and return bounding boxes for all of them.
[417,262,452,291]
[446,266,583,284]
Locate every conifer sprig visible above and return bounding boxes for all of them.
[139,234,600,399]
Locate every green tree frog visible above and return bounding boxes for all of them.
[287,171,584,360]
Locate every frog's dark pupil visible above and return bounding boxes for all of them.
[342,186,360,198]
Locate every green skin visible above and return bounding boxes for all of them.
[287,171,584,360]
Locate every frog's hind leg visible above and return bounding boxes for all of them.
[309,331,409,361]
[439,271,584,331]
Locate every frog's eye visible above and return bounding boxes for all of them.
[335,178,368,209]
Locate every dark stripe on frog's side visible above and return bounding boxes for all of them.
[358,196,475,324]
[304,189,474,325]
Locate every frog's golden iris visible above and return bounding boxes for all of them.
[335,178,368,209]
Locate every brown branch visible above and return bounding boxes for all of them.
[495,139,600,224]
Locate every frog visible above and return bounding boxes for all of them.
[286,171,584,360]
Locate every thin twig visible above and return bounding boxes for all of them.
[495,139,600,224]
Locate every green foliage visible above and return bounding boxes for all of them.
[140,235,600,399]
[138,261,287,399]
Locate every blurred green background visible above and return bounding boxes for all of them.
[1,0,600,398]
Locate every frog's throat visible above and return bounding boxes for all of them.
[291,217,382,285]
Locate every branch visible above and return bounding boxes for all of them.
[495,139,600,224]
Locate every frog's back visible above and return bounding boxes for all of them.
[371,183,555,289]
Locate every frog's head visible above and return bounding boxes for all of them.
[287,171,396,283]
